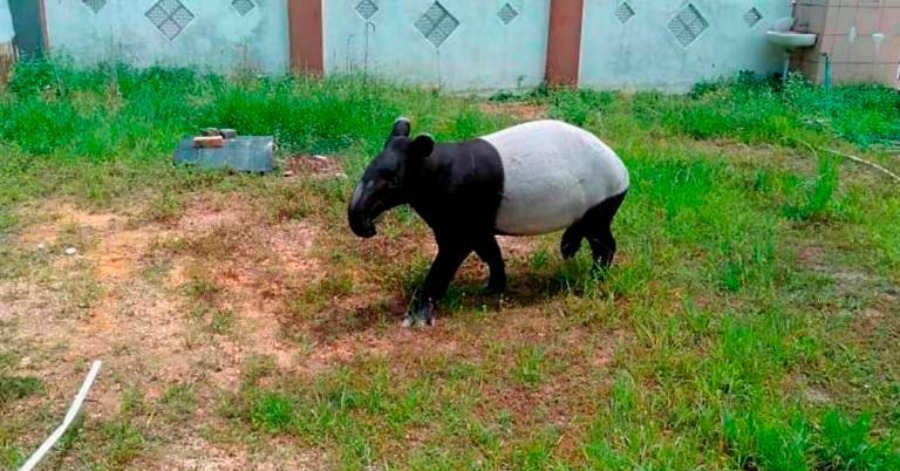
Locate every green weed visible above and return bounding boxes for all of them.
[548,88,616,127]
[0,375,43,406]
[513,345,545,387]
[143,191,184,223]
[783,153,841,221]
[815,409,900,471]
[180,277,221,304]
[301,272,355,306]
[93,418,147,470]
[210,308,237,336]
[160,382,197,420]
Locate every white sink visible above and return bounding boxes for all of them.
[766,31,817,49]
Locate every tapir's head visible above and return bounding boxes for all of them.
[348,117,435,238]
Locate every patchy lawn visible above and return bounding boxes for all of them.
[1,62,898,470]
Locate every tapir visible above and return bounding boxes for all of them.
[348,118,629,327]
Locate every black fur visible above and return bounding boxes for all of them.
[349,120,625,326]
[560,191,627,270]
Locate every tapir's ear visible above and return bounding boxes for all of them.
[408,134,435,160]
[389,117,411,139]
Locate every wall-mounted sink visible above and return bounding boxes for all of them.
[766,17,817,51]
[766,31,817,50]
[766,17,818,81]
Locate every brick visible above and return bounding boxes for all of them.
[193,136,224,148]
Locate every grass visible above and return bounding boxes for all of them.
[0,375,43,406]
[0,60,898,470]
[160,382,198,420]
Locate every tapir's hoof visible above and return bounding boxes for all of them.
[401,313,435,328]
[561,231,583,260]
[561,242,580,260]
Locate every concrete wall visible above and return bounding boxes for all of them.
[579,0,792,91]
[323,0,551,92]
[0,0,13,43]
[27,1,811,92]
[44,0,289,73]
[0,0,14,84]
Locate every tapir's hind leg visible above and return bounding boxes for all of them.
[582,191,627,272]
[560,223,584,260]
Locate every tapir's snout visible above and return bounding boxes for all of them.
[349,212,377,238]
[348,181,378,238]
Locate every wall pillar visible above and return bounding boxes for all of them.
[39,0,47,52]
[545,0,584,87]
[287,0,323,75]
[7,0,48,58]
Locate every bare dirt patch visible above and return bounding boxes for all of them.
[481,102,548,121]
[174,194,255,233]
[796,243,881,290]
[14,200,170,283]
[157,207,326,387]
[95,229,166,281]
[132,436,326,471]
[3,196,330,467]
[284,155,346,180]
[17,202,118,247]
[267,221,321,276]
[794,243,900,313]
[498,235,543,261]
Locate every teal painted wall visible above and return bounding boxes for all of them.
[323,0,792,92]
[44,0,289,73]
[0,0,14,43]
[323,0,551,93]
[579,0,792,91]
[32,1,794,91]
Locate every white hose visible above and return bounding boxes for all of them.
[18,361,103,471]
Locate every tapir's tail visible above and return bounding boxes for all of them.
[560,222,584,259]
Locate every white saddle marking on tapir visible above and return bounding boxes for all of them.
[480,120,629,235]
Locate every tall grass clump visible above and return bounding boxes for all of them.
[548,88,617,127]
[0,59,508,207]
[625,71,900,147]
[0,59,506,162]
[815,410,900,470]
[782,153,841,221]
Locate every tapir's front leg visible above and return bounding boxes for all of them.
[405,239,472,327]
